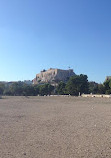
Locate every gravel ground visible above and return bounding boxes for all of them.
[0,96,111,158]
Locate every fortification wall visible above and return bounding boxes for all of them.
[55,69,74,81]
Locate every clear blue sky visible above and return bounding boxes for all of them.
[0,0,111,83]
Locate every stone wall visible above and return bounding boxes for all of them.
[81,94,111,98]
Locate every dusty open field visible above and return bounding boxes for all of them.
[0,96,111,158]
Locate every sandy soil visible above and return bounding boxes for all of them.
[0,96,111,158]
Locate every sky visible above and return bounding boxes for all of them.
[0,0,111,83]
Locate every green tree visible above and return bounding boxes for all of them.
[47,84,54,95]
[0,83,5,95]
[97,84,105,94]
[88,81,98,94]
[65,74,89,96]
[103,79,111,94]
[39,84,54,96]
[33,85,39,96]
[56,81,66,95]
[22,85,35,96]
[9,82,24,96]
[109,80,111,89]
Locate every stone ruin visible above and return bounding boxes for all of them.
[33,68,75,85]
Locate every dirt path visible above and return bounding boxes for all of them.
[0,96,111,158]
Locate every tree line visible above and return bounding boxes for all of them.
[0,82,54,96]
[0,74,111,96]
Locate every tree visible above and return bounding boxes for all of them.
[22,85,35,96]
[0,83,5,95]
[65,74,89,96]
[39,84,54,96]
[33,85,39,96]
[47,84,54,95]
[9,82,24,96]
[97,84,105,94]
[109,80,111,89]
[88,81,98,94]
[3,89,12,96]
[103,79,111,94]
[56,81,66,95]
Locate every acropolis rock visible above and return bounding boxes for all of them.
[33,68,75,85]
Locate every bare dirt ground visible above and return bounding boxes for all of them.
[0,96,111,158]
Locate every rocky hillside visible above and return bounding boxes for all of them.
[33,68,75,85]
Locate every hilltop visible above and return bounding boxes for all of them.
[33,68,75,85]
